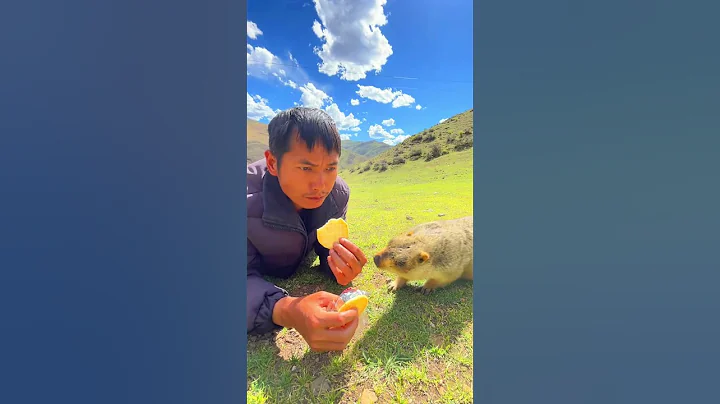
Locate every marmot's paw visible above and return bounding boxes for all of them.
[387,278,406,292]
[420,286,436,295]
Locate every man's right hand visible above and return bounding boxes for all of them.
[272,291,359,352]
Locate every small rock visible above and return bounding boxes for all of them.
[291,366,297,372]
[406,215,413,220]
[360,389,378,403]
[429,322,435,328]
[310,375,331,395]
[438,213,446,217]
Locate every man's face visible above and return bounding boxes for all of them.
[265,133,340,211]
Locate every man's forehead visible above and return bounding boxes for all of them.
[287,136,338,158]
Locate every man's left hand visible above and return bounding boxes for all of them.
[327,238,367,285]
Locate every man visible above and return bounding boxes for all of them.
[246,107,368,352]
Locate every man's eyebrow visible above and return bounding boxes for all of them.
[299,159,338,166]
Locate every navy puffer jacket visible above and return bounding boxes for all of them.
[246,158,349,335]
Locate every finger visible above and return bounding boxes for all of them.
[312,291,340,305]
[332,242,360,270]
[319,318,359,344]
[328,254,350,285]
[308,341,350,352]
[339,238,368,266]
[315,307,358,329]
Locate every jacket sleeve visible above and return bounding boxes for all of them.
[247,239,288,335]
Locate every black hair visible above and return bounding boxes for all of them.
[267,107,342,166]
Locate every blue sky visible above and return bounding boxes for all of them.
[247,0,473,145]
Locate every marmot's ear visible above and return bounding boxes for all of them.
[419,251,430,263]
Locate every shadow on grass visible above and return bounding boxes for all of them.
[349,276,473,373]
[246,263,360,404]
[246,262,474,404]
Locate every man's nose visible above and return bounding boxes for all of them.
[310,172,327,190]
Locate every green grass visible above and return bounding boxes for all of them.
[247,149,474,404]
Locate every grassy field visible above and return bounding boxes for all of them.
[247,148,474,404]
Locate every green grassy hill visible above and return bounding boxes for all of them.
[247,119,270,163]
[346,108,473,174]
[246,118,390,166]
[342,139,392,158]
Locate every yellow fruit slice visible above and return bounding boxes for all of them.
[338,295,368,315]
[316,218,349,249]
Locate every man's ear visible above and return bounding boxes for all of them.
[265,150,279,176]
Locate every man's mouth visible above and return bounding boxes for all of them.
[306,195,325,200]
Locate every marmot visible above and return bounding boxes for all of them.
[373,216,473,294]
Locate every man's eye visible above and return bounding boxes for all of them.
[300,166,311,171]
[326,167,336,171]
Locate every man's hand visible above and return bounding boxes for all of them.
[327,238,368,285]
[272,291,359,352]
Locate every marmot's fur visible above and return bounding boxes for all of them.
[373,216,473,294]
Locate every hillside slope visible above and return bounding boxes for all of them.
[342,139,391,158]
[346,108,473,174]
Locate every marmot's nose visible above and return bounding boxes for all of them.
[373,255,381,267]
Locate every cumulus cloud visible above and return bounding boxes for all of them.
[311,0,394,81]
[368,123,406,145]
[415,104,422,110]
[390,135,410,145]
[392,93,415,108]
[355,85,416,108]
[324,103,361,132]
[439,118,448,123]
[247,93,280,121]
[247,21,263,39]
[381,118,395,127]
[340,134,352,140]
[299,83,331,109]
[350,98,360,106]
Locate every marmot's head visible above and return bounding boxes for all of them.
[373,231,431,275]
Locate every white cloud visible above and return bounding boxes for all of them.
[247,93,280,121]
[247,45,310,88]
[324,103,361,131]
[272,72,298,89]
[299,83,331,109]
[368,123,406,146]
[392,93,415,108]
[368,124,391,140]
[356,85,397,103]
[311,0,394,81]
[356,85,416,108]
[247,21,263,39]
[350,99,360,106]
[381,118,395,127]
[340,134,352,140]
[415,104,422,110]
[387,134,410,145]
[439,118,448,123]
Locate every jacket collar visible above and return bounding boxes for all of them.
[261,170,340,232]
